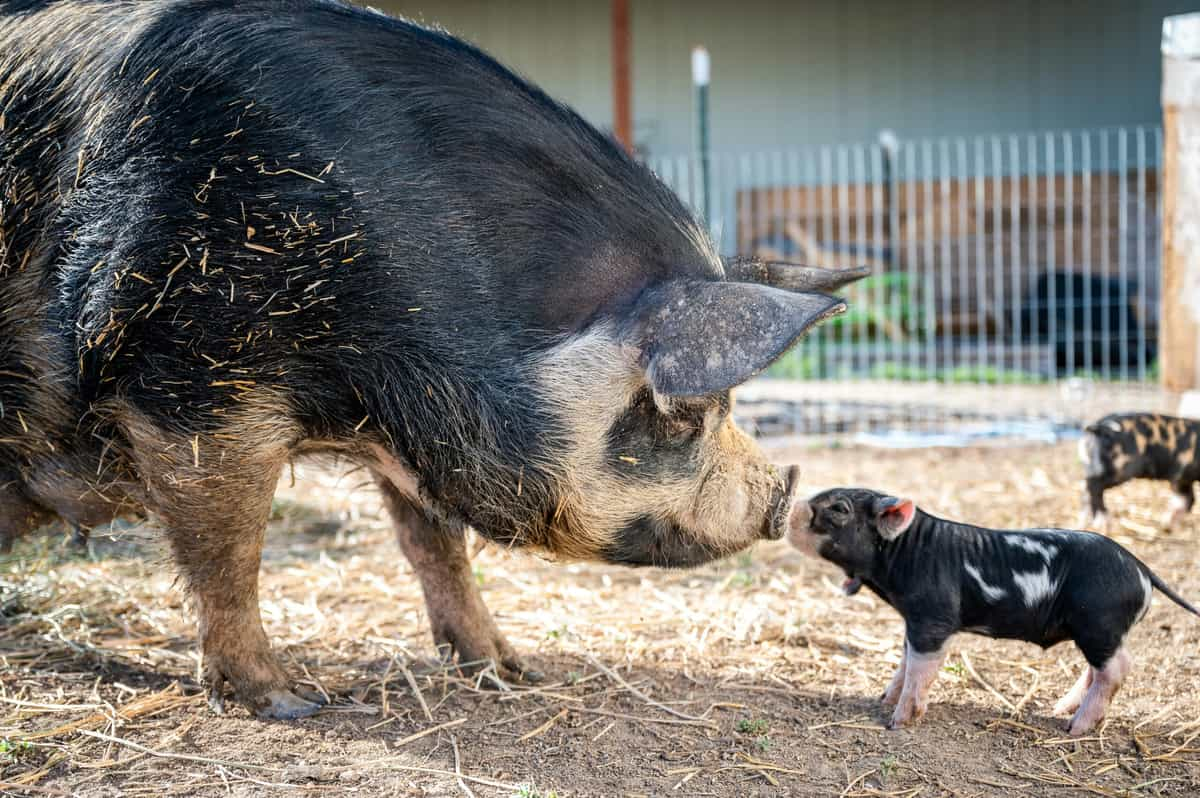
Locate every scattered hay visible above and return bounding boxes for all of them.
[1,442,1198,795]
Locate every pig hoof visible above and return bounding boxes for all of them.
[468,659,544,687]
[1065,717,1094,737]
[1162,511,1186,531]
[513,667,545,684]
[206,672,229,715]
[256,688,325,720]
[207,687,226,715]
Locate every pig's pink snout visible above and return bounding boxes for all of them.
[787,499,813,542]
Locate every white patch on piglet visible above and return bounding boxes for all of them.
[964,563,1008,602]
[1006,535,1058,563]
[1013,567,1058,608]
[1137,568,1153,621]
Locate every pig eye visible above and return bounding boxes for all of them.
[833,499,853,517]
[664,401,708,437]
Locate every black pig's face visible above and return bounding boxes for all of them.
[787,487,915,575]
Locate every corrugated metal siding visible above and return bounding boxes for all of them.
[359,0,1199,155]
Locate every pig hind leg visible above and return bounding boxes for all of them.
[377,477,540,683]
[0,480,50,553]
[1067,647,1131,736]
[888,641,946,730]
[125,425,321,720]
[1053,666,1093,716]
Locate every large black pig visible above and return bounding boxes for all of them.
[0,0,864,719]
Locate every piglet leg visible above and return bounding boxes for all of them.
[1080,477,1112,532]
[1067,648,1131,736]
[888,645,945,729]
[1053,666,1093,716]
[880,637,908,707]
[1164,481,1194,530]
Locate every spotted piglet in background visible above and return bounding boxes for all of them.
[1080,413,1200,531]
[787,488,1199,735]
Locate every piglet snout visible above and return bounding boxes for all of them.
[788,499,812,533]
[785,498,815,552]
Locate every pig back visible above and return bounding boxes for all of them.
[0,0,720,436]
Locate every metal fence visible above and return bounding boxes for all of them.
[647,126,1162,391]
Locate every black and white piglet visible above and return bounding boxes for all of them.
[788,488,1198,735]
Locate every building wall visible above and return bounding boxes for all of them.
[360,0,1199,156]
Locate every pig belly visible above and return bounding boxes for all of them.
[961,602,1071,650]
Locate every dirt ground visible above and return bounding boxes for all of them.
[2,440,1199,796]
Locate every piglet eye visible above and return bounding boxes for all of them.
[834,500,852,516]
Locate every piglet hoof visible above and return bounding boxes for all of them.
[1065,718,1094,737]
[255,688,325,721]
[887,702,926,731]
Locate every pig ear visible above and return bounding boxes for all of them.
[626,279,845,397]
[873,495,916,540]
[724,257,871,294]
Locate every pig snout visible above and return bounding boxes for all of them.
[762,465,802,541]
[785,496,821,558]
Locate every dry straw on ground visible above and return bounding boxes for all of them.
[1,441,1198,796]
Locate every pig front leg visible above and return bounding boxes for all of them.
[1164,480,1194,530]
[377,477,540,683]
[888,637,947,730]
[1080,476,1110,531]
[880,636,908,706]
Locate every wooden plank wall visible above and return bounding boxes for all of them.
[736,171,1160,330]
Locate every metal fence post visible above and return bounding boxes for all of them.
[692,46,712,226]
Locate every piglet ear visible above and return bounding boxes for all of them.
[873,495,916,540]
[624,279,845,397]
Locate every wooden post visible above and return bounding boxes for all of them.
[1162,14,1200,395]
[612,0,632,152]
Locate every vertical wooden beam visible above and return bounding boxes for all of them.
[612,0,632,152]
[1161,14,1200,395]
